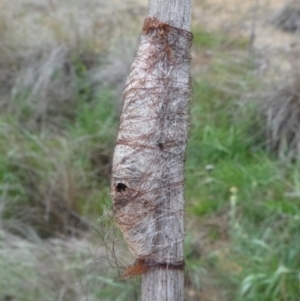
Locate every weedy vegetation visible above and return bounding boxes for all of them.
[1,0,300,301]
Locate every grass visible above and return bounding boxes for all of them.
[0,1,141,299]
[231,216,300,301]
[185,29,300,300]
[0,230,139,301]
[193,26,249,49]
[0,88,117,238]
[1,2,300,301]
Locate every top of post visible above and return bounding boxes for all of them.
[148,0,192,31]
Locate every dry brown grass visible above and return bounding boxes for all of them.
[0,228,137,301]
[0,0,143,130]
[269,1,300,33]
[253,46,300,159]
[0,0,143,238]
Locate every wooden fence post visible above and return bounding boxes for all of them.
[111,1,192,300]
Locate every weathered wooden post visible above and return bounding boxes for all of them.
[111,0,192,300]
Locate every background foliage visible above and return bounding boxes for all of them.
[1,0,300,300]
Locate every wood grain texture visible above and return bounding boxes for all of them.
[148,0,192,30]
[111,1,192,300]
[142,1,192,301]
